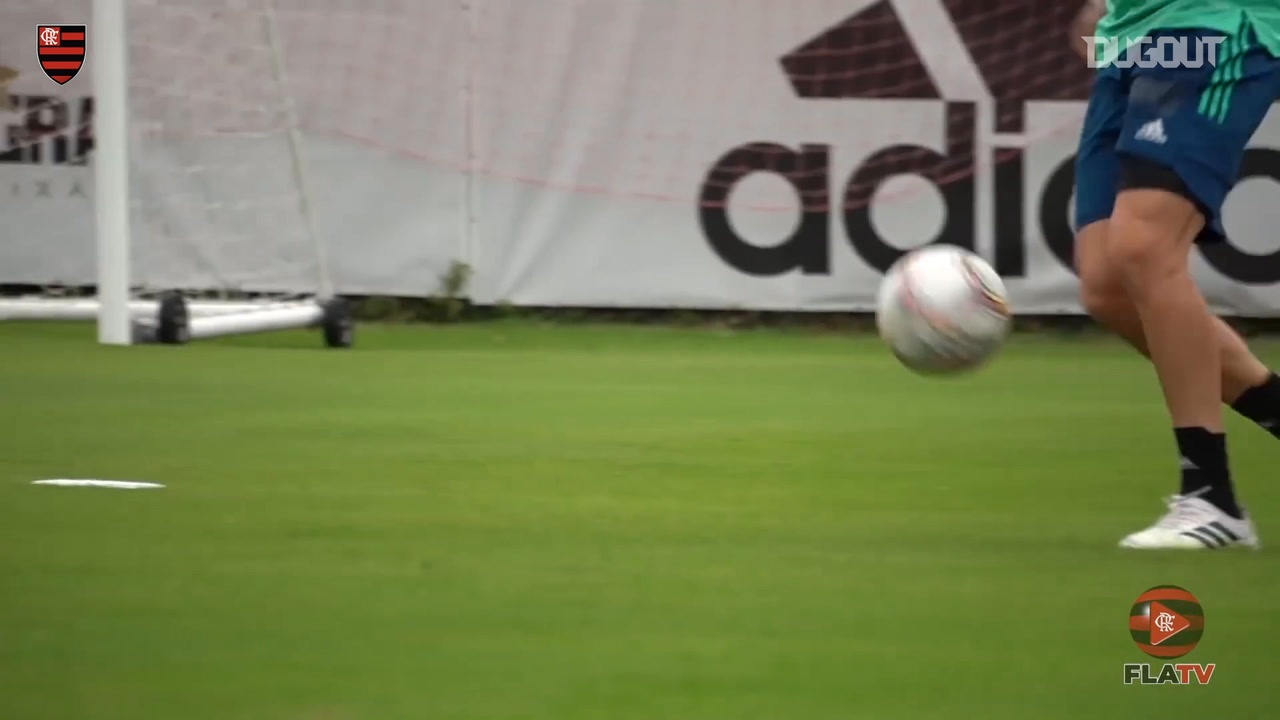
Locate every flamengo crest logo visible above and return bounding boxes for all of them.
[1124,585,1215,685]
[3,26,93,176]
[698,0,1280,285]
[37,24,87,85]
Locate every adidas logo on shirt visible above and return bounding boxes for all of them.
[1135,119,1168,144]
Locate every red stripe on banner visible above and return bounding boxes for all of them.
[40,47,84,56]
[41,61,82,70]
[62,32,85,40]
[50,75,71,83]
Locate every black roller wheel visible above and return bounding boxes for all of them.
[321,297,354,348]
[156,292,190,345]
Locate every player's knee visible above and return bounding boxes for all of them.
[1108,203,1195,290]
[1074,223,1126,323]
[1077,264,1127,324]
[1107,156,1202,286]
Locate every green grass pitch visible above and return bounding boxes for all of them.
[2,321,1278,719]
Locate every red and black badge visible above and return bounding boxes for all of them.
[37,24,86,85]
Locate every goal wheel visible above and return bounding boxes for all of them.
[320,298,354,348]
[156,292,190,345]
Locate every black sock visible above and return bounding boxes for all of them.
[1174,427,1241,518]
[1231,372,1280,438]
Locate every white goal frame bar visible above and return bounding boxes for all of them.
[95,0,131,345]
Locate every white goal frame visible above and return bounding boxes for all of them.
[0,0,351,348]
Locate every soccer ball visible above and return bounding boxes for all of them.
[875,245,1012,375]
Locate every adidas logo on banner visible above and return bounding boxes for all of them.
[698,0,1280,286]
[1135,119,1168,144]
[699,0,1092,280]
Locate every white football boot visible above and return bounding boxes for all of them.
[1119,492,1261,550]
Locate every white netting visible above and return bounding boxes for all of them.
[124,1,320,294]
[2,0,467,298]
[0,0,1094,303]
[464,0,1091,212]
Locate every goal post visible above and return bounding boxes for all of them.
[94,0,129,345]
[0,0,354,348]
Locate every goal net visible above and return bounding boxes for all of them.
[456,0,1091,306]
[0,0,1095,326]
[0,0,357,346]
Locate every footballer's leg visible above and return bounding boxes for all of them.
[1074,62,1128,325]
[1079,231,1277,411]
[1072,55,1279,421]
[1071,3,1280,432]
[1107,26,1280,549]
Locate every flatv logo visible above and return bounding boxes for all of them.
[1130,584,1204,658]
[1123,585,1215,685]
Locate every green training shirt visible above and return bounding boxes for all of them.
[1095,0,1280,66]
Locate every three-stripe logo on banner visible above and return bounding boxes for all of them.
[37,24,86,85]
